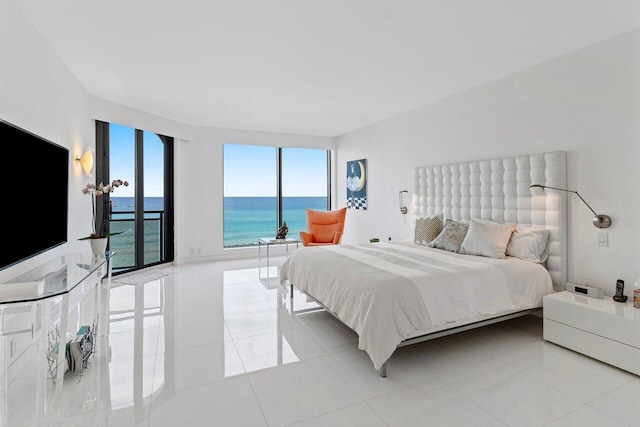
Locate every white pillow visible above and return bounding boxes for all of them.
[506,227,551,263]
[459,219,515,259]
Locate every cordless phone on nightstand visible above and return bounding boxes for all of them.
[613,279,628,303]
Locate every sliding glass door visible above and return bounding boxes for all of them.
[96,121,174,274]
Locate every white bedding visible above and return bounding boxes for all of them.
[279,240,554,370]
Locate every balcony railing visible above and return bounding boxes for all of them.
[108,210,165,271]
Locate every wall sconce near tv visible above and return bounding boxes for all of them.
[399,190,408,214]
[530,184,611,228]
[76,148,94,176]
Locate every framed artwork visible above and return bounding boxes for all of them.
[346,159,367,210]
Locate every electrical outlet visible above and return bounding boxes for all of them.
[598,232,608,247]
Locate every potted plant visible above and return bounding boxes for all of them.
[79,179,129,256]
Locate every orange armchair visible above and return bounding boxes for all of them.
[299,208,347,246]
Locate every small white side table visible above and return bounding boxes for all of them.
[258,237,299,288]
[543,290,640,376]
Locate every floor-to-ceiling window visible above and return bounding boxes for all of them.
[223,144,330,248]
[280,147,329,240]
[96,121,174,274]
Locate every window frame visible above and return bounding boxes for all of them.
[223,144,332,248]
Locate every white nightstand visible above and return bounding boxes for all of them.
[543,290,640,376]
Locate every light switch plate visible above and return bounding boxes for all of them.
[598,232,608,246]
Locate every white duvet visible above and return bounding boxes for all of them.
[279,241,554,370]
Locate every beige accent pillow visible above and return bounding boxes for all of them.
[414,215,443,245]
[428,219,469,253]
[506,227,551,263]
[459,219,515,259]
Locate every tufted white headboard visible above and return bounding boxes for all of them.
[412,151,567,290]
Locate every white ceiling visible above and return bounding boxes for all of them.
[13,0,640,137]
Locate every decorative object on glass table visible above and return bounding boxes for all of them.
[46,325,61,382]
[370,238,379,243]
[633,278,640,309]
[65,322,96,374]
[78,179,129,241]
[613,279,628,303]
[275,221,288,239]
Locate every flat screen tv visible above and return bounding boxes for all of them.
[0,119,69,271]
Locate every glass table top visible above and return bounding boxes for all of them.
[0,252,113,304]
[259,237,300,244]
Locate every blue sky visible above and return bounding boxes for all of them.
[224,144,328,197]
[109,124,328,198]
[109,124,164,197]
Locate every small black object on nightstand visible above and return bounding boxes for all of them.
[613,279,628,303]
[275,222,288,240]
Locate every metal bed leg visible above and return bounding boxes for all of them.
[379,363,387,378]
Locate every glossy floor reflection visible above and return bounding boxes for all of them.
[35,258,640,426]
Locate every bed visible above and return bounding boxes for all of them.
[279,151,567,376]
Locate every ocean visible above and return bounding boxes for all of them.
[224,197,327,247]
[108,197,327,266]
[111,197,164,214]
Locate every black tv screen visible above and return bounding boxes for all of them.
[0,119,69,271]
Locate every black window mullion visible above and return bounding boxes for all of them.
[326,150,332,210]
[160,135,174,262]
[135,129,144,267]
[95,120,110,238]
[276,147,283,227]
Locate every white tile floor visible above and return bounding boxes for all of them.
[21,257,640,426]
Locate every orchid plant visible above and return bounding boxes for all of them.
[79,179,129,240]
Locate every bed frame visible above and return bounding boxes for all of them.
[290,286,540,377]
[290,151,567,377]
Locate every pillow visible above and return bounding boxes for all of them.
[459,219,515,259]
[428,219,469,253]
[506,227,551,263]
[414,215,443,245]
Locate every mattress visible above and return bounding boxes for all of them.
[279,240,554,370]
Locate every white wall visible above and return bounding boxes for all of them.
[0,0,93,283]
[337,29,640,296]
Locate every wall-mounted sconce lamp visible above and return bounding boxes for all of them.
[530,184,611,228]
[399,190,408,214]
[76,148,94,176]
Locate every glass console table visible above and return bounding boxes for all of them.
[0,252,114,426]
[0,252,114,304]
